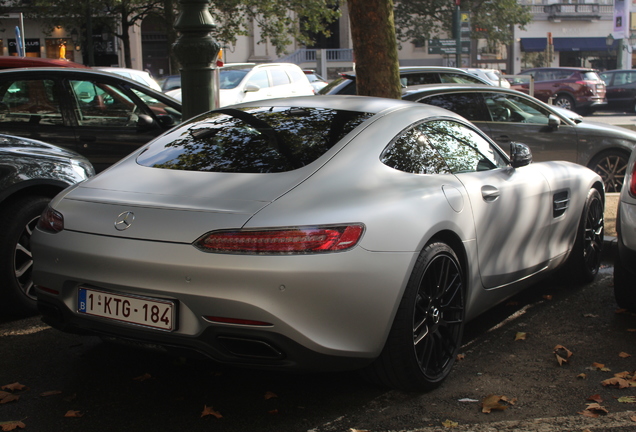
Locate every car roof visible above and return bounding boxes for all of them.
[0,57,89,69]
[229,94,464,118]
[521,66,598,72]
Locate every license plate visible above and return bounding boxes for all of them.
[78,288,175,331]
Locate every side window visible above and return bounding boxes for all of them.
[419,93,489,122]
[629,72,636,84]
[70,80,137,127]
[0,79,62,126]
[270,69,291,86]
[286,67,307,83]
[130,88,181,126]
[484,93,552,124]
[599,73,612,85]
[404,73,439,86]
[380,125,451,175]
[440,73,485,84]
[614,72,628,86]
[247,70,270,89]
[424,120,507,173]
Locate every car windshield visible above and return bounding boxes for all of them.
[219,69,250,89]
[137,106,374,173]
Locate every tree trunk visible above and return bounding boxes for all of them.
[347,0,401,99]
[120,17,132,68]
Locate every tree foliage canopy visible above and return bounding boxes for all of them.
[394,0,532,47]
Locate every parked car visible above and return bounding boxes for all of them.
[165,63,315,106]
[0,67,182,172]
[615,144,636,310]
[461,68,510,88]
[160,74,181,92]
[0,134,94,316]
[402,83,633,192]
[511,67,606,114]
[318,66,492,95]
[599,69,636,113]
[303,69,329,92]
[33,96,604,391]
[96,67,162,92]
[0,56,88,69]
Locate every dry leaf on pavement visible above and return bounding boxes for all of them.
[0,394,19,404]
[40,390,62,397]
[442,419,459,428]
[264,391,278,400]
[481,395,513,413]
[0,383,26,392]
[514,332,527,341]
[619,352,632,358]
[201,405,222,419]
[587,394,603,403]
[64,410,83,418]
[0,421,26,431]
[602,377,630,388]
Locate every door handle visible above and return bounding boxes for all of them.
[495,135,511,143]
[481,185,500,202]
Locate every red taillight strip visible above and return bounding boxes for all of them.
[36,205,64,233]
[193,224,365,254]
[630,160,636,198]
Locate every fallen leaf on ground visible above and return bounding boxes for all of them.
[1,383,26,392]
[201,405,222,419]
[0,421,26,431]
[442,419,459,428]
[584,314,599,318]
[0,394,19,404]
[627,329,636,332]
[631,415,636,422]
[40,390,62,397]
[515,332,527,341]
[587,394,603,403]
[64,410,83,418]
[619,352,632,358]
[481,395,512,413]
[268,409,279,415]
[618,396,636,403]
[456,353,465,361]
[614,371,632,379]
[556,354,568,366]
[554,345,573,366]
[349,429,370,432]
[577,373,587,379]
[264,391,277,400]
[133,373,152,382]
[543,295,553,300]
[592,362,605,369]
[602,377,630,388]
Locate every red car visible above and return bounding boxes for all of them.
[511,67,606,114]
[0,56,88,69]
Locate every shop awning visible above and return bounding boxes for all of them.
[520,37,618,52]
[554,37,616,51]
[520,38,546,52]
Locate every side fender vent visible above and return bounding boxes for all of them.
[553,190,570,218]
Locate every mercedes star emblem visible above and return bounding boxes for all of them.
[114,211,135,231]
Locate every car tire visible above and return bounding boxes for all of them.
[559,188,604,285]
[589,150,630,193]
[614,256,636,310]
[362,242,465,391]
[0,195,50,316]
[554,94,575,111]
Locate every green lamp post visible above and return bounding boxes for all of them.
[173,0,221,120]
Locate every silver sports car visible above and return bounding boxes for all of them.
[32,96,604,391]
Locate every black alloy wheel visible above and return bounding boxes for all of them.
[590,150,628,193]
[364,242,465,391]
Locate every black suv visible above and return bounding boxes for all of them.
[0,134,94,316]
[318,66,491,95]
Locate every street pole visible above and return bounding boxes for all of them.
[173,0,220,120]
[617,38,625,69]
[455,0,461,67]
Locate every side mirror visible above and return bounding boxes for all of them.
[243,83,260,93]
[136,114,155,130]
[548,114,560,128]
[510,142,532,168]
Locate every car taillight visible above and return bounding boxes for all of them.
[194,224,364,254]
[630,161,636,198]
[37,205,64,233]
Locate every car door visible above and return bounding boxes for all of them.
[240,70,274,103]
[424,120,553,288]
[604,71,636,110]
[65,77,166,172]
[478,91,580,164]
[0,76,77,149]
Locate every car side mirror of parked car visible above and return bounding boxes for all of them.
[548,114,561,129]
[136,114,155,130]
[244,83,260,93]
[510,142,532,168]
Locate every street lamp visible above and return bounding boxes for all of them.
[606,33,636,69]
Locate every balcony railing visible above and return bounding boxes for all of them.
[528,3,612,20]
[278,48,354,65]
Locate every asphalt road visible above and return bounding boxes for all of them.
[2,112,636,432]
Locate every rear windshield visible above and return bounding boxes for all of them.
[581,71,602,81]
[137,106,373,173]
